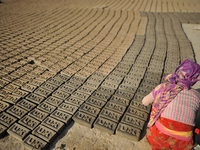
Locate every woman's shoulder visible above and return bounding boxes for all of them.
[180,88,200,100]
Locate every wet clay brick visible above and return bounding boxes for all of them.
[52,90,70,100]
[119,84,137,93]
[85,97,106,109]
[12,79,28,86]
[47,78,63,86]
[77,86,95,95]
[7,105,27,119]
[32,124,57,143]
[91,91,111,102]
[126,107,148,121]
[19,115,40,130]
[4,83,19,92]
[132,93,145,101]
[79,104,100,117]
[21,84,37,92]
[29,108,48,121]
[0,112,17,127]
[12,89,29,98]
[23,134,48,150]
[116,123,141,141]
[105,102,127,114]
[58,84,76,94]
[54,74,70,82]
[0,124,7,138]
[84,81,99,89]
[99,108,122,123]
[42,116,65,133]
[0,89,12,97]
[73,111,96,128]
[94,117,117,135]
[71,76,85,83]
[65,96,84,107]
[34,87,52,97]
[58,103,78,115]
[71,91,90,100]
[110,95,130,106]
[0,79,9,87]
[0,101,10,111]
[45,96,63,107]
[136,88,151,96]
[101,81,118,89]
[130,101,151,113]
[8,123,30,141]
[121,114,145,130]
[26,93,45,104]
[66,80,82,88]
[17,99,36,111]
[97,86,115,95]
[40,82,58,92]
[29,79,44,87]
[50,109,72,124]
[37,102,56,114]
[115,89,134,100]
[2,94,21,104]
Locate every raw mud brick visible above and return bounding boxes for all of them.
[121,114,145,130]
[12,89,29,98]
[110,95,130,106]
[142,78,159,86]
[26,93,45,104]
[65,96,84,107]
[85,97,106,109]
[23,134,48,150]
[40,82,58,92]
[16,99,36,111]
[58,103,78,115]
[126,107,148,121]
[34,87,51,97]
[7,123,30,141]
[0,79,9,88]
[84,81,99,89]
[29,108,48,121]
[18,115,40,130]
[42,116,65,133]
[73,111,96,128]
[130,101,151,113]
[139,82,155,91]
[4,83,19,92]
[47,78,63,86]
[58,84,76,94]
[20,75,35,81]
[37,102,56,114]
[2,94,21,104]
[119,84,137,93]
[91,91,111,102]
[112,69,128,75]
[2,75,17,82]
[10,71,25,78]
[77,86,95,95]
[21,84,37,92]
[0,112,17,127]
[115,89,134,100]
[0,89,12,97]
[132,93,145,102]
[87,76,103,84]
[45,96,63,107]
[96,86,115,95]
[94,117,117,135]
[136,88,151,96]
[71,91,90,100]
[79,103,100,117]
[7,105,28,119]
[0,124,7,138]
[28,79,44,87]
[105,76,122,85]
[71,76,85,83]
[12,79,27,86]
[101,81,118,89]
[116,123,141,141]
[51,109,72,124]
[52,90,70,100]
[105,101,127,114]
[0,101,10,111]
[32,124,57,143]
[99,108,122,123]
[53,74,70,82]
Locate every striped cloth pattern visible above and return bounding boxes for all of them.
[161,89,200,126]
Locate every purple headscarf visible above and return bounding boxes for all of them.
[148,59,200,127]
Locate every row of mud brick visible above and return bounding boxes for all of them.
[0,4,199,149]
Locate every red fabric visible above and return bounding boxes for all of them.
[146,117,194,150]
[195,128,199,134]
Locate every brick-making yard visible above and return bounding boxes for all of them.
[0,0,200,149]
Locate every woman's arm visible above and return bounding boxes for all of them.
[142,92,154,106]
